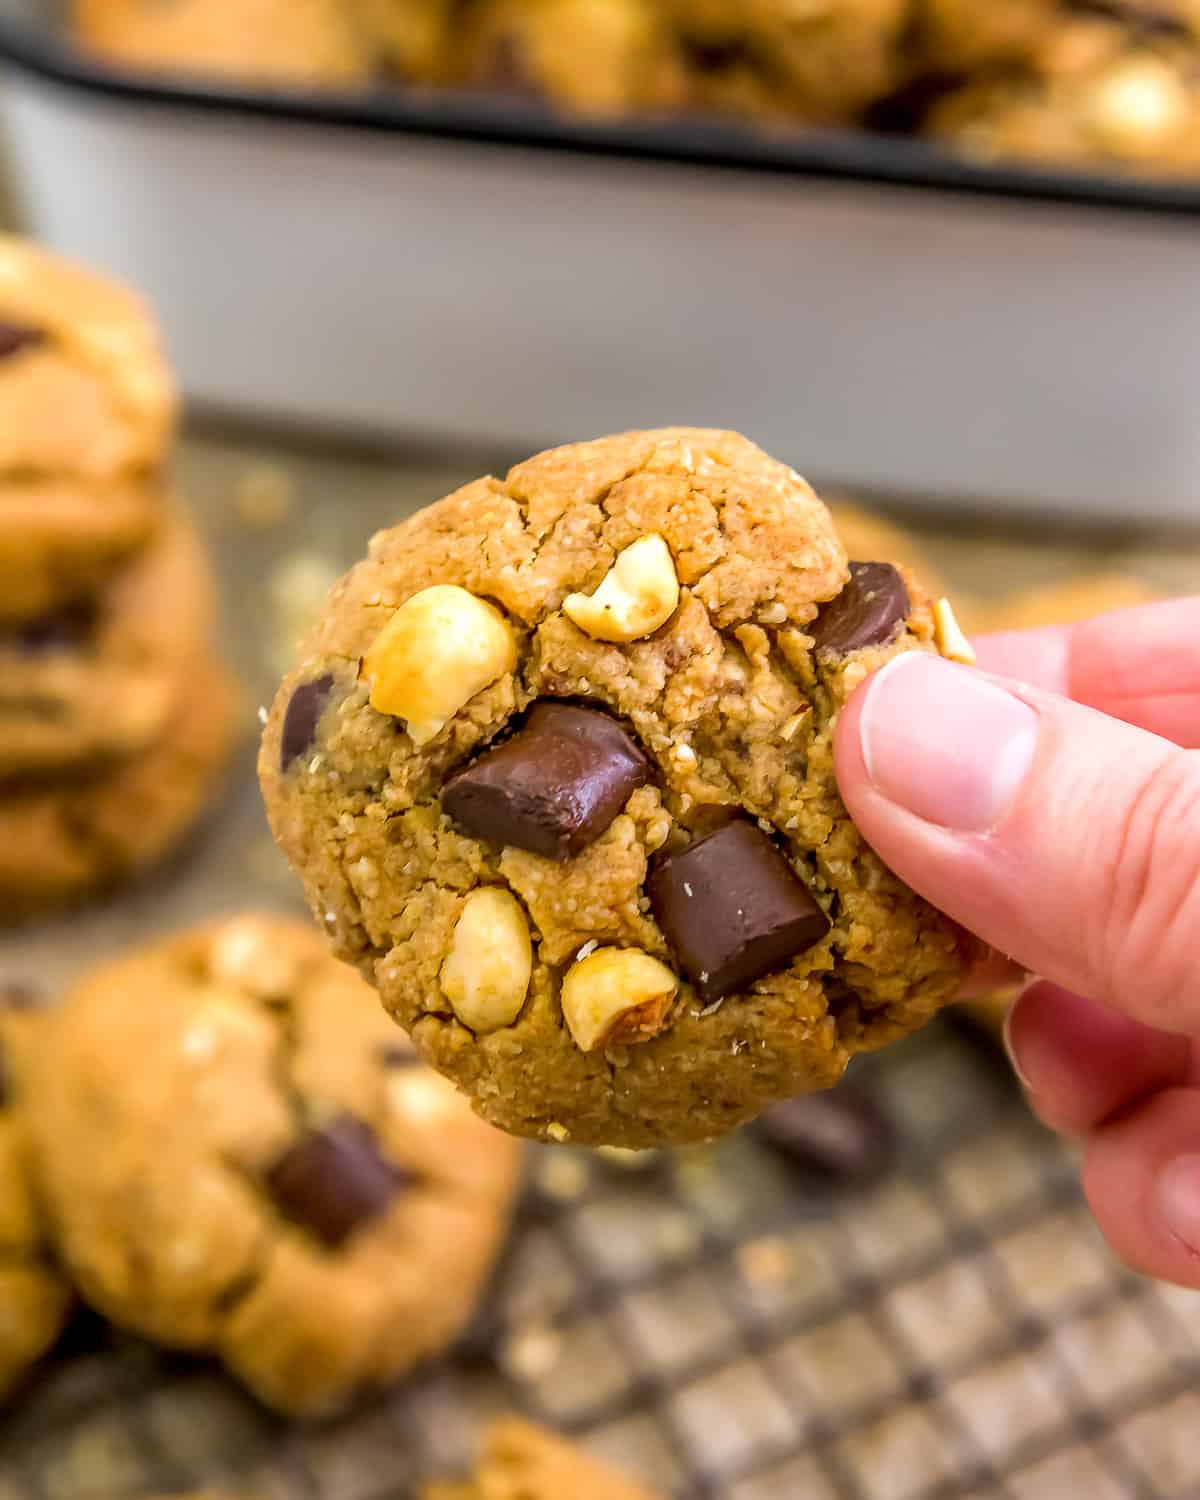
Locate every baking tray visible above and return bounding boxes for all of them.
[2,433,1198,1499]
[5,0,1200,524]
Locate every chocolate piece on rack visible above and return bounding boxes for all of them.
[443,701,651,859]
[280,674,336,770]
[648,820,830,1004]
[0,322,45,361]
[266,1115,408,1248]
[810,562,910,656]
[754,1085,893,1182]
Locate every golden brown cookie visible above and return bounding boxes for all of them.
[827,500,950,598]
[354,0,456,80]
[455,0,687,114]
[0,654,237,920]
[0,997,72,1400]
[72,0,373,85]
[972,572,1159,633]
[0,505,216,779]
[26,916,523,1416]
[260,428,975,1148]
[423,1419,662,1500]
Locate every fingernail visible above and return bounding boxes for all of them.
[859,654,1039,833]
[1001,1001,1036,1092]
[1157,1154,1200,1254]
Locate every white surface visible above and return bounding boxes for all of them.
[5,72,1200,520]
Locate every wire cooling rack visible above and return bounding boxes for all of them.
[1,1022,1196,1500]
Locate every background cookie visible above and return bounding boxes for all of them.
[423,1418,663,1499]
[0,997,72,1401]
[26,916,523,1416]
[0,505,216,779]
[261,428,975,1147]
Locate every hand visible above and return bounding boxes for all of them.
[833,598,1200,1288]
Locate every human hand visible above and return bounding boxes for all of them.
[833,597,1200,1288]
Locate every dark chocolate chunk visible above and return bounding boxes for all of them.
[753,1084,893,1183]
[0,321,45,361]
[266,1115,408,1249]
[443,701,651,860]
[809,562,910,656]
[648,820,830,1003]
[280,673,336,770]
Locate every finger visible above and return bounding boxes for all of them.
[1005,981,1191,1135]
[1082,1087,1200,1289]
[834,653,1200,1037]
[973,597,1200,748]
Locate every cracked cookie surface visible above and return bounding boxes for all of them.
[261,428,975,1148]
[0,998,72,1400]
[423,1419,662,1500]
[25,916,522,1415]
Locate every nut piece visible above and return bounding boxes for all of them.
[933,597,976,666]
[361,585,517,745]
[441,887,533,1033]
[560,946,678,1053]
[563,534,680,643]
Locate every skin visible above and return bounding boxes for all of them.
[833,596,1200,1289]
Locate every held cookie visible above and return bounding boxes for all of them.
[0,505,216,779]
[261,429,977,1148]
[0,995,72,1400]
[0,655,237,920]
[424,1419,662,1500]
[26,917,522,1416]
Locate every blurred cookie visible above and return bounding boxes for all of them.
[827,500,949,597]
[0,506,216,778]
[971,571,1159,633]
[0,655,237,920]
[423,1419,662,1500]
[354,0,455,80]
[456,0,687,114]
[0,997,72,1400]
[27,916,523,1416]
[72,0,372,84]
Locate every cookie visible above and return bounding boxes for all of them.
[0,505,216,779]
[72,0,372,85]
[423,1419,662,1500]
[260,428,975,1148]
[0,997,72,1400]
[26,916,523,1416]
[931,16,1200,174]
[0,654,237,920]
[355,0,455,80]
[972,572,1159,633]
[456,0,687,114]
[827,500,950,598]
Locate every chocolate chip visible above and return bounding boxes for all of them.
[443,702,652,860]
[0,321,45,361]
[648,820,830,1003]
[753,1084,893,1183]
[809,562,910,656]
[266,1115,408,1248]
[280,673,335,770]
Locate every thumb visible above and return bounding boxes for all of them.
[834,653,1200,1038]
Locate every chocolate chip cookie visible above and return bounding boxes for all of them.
[72,0,372,85]
[0,235,174,620]
[0,505,216,778]
[26,916,522,1415]
[423,1419,662,1500]
[0,996,72,1400]
[0,655,238,919]
[261,428,976,1148]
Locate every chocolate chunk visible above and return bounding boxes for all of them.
[280,673,335,770]
[648,820,830,1003]
[810,562,910,656]
[753,1084,893,1183]
[443,702,652,860]
[266,1115,408,1249]
[0,321,45,361]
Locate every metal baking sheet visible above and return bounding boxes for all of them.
[2,432,1199,1499]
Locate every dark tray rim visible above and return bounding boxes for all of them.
[5,9,1200,217]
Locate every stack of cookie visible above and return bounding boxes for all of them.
[0,236,236,919]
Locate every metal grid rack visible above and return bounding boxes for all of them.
[1,1023,1196,1500]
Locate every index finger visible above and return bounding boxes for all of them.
[973,597,1200,749]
